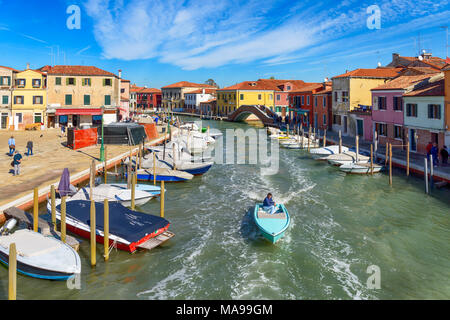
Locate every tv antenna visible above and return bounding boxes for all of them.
[440,26,449,58]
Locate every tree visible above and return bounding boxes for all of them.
[269,76,275,79]
[205,78,219,88]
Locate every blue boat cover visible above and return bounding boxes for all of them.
[58,200,169,243]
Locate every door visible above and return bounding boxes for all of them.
[314,113,318,129]
[410,129,417,152]
[343,116,348,134]
[1,113,7,129]
[72,115,79,128]
[357,119,364,137]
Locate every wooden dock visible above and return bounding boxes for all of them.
[137,231,175,251]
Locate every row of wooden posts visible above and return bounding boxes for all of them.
[8,148,167,300]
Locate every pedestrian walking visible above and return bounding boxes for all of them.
[8,136,15,155]
[26,140,33,156]
[430,142,439,167]
[426,141,433,160]
[12,150,22,176]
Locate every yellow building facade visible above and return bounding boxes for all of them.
[217,81,276,116]
[11,69,47,130]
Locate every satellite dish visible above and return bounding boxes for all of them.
[377,62,382,67]
[418,55,423,61]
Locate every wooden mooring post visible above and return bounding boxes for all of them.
[338,130,342,154]
[131,173,136,210]
[389,143,393,186]
[33,187,38,232]
[424,158,429,194]
[104,146,108,184]
[8,243,16,300]
[370,144,374,175]
[355,135,359,163]
[127,162,131,189]
[51,185,56,231]
[90,159,95,199]
[323,130,327,148]
[90,200,96,267]
[385,143,389,166]
[406,140,410,176]
[430,154,434,190]
[160,180,165,218]
[153,152,157,185]
[104,199,109,262]
[61,196,67,243]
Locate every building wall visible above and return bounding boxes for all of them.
[12,69,47,129]
[403,96,445,131]
[445,70,450,146]
[47,74,119,109]
[216,90,237,115]
[371,90,404,125]
[349,78,390,111]
[0,67,15,129]
[313,93,332,130]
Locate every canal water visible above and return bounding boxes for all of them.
[1,117,449,300]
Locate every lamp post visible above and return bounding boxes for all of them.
[99,106,105,162]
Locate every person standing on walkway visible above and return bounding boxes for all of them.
[26,140,33,156]
[426,141,433,160]
[13,150,22,176]
[8,136,15,155]
[430,142,439,167]
[440,146,448,165]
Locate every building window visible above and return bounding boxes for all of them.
[104,78,112,86]
[2,95,8,104]
[82,78,91,86]
[393,96,403,111]
[394,125,403,139]
[65,94,72,105]
[0,76,11,85]
[277,94,281,101]
[121,88,125,93]
[323,96,326,107]
[16,79,26,88]
[375,123,387,136]
[14,96,24,104]
[301,96,304,105]
[307,95,310,105]
[33,96,43,104]
[67,77,76,85]
[334,91,338,102]
[84,95,91,105]
[314,96,318,107]
[378,97,387,110]
[105,95,111,105]
[34,113,42,124]
[258,94,262,100]
[55,77,61,85]
[342,91,349,102]
[240,94,244,100]
[323,115,327,125]
[15,112,23,123]
[92,115,102,125]
[406,103,418,117]
[32,79,41,88]
[333,115,341,125]
[427,104,441,119]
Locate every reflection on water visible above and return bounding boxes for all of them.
[1,117,449,300]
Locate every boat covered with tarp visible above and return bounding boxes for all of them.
[100,122,147,145]
[53,200,171,253]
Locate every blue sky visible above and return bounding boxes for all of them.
[0,0,449,88]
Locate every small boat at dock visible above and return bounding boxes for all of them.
[339,162,383,174]
[52,200,173,253]
[326,152,370,166]
[132,168,194,182]
[0,229,81,280]
[253,204,290,244]
[310,145,349,159]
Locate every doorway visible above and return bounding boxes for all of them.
[357,119,364,137]
[1,113,7,129]
[343,116,348,134]
[409,129,417,152]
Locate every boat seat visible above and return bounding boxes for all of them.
[257,209,286,219]
[0,229,61,257]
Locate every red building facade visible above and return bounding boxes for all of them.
[288,83,325,126]
[312,87,332,130]
[136,88,161,111]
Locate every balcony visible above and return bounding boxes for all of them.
[350,104,372,115]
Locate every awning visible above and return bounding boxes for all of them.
[56,108,103,116]
[288,108,309,115]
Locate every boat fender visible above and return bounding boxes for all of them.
[0,218,17,235]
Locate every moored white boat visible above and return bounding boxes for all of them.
[0,229,81,280]
[339,162,383,174]
[310,145,349,159]
[326,152,370,166]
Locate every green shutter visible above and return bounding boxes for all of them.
[84,95,90,105]
[105,95,111,105]
[103,79,106,86]
[65,94,72,105]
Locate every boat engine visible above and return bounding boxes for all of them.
[0,218,17,235]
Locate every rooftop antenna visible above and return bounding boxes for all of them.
[440,26,449,58]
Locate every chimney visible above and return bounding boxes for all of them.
[202,88,205,95]
[26,63,30,70]
[392,53,400,62]
[118,69,122,79]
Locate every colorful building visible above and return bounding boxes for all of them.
[289,83,326,127]
[312,86,332,131]
[42,65,121,127]
[331,68,401,136]
[0,66,18,130]
[119,78,131,120]
[199,99,217,115]
[11,65,47,130]
[161,81,216,111]
[184,88,216,113]
[444,64,450,147]
[403,73,445,154]
[217,81,279,116]
[387,52,448,71]
[370,74,432,147]
[136,87,161,112]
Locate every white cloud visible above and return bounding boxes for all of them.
[83,0,450,70]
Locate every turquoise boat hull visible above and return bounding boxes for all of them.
[253,203,290,244]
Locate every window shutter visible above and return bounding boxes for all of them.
[103,79,106,86]
[7,76,11,86]
[372,96,378,110]
[437,105,441,119]
[428,105,432,119]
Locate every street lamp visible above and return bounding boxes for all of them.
[99,106,105,162]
